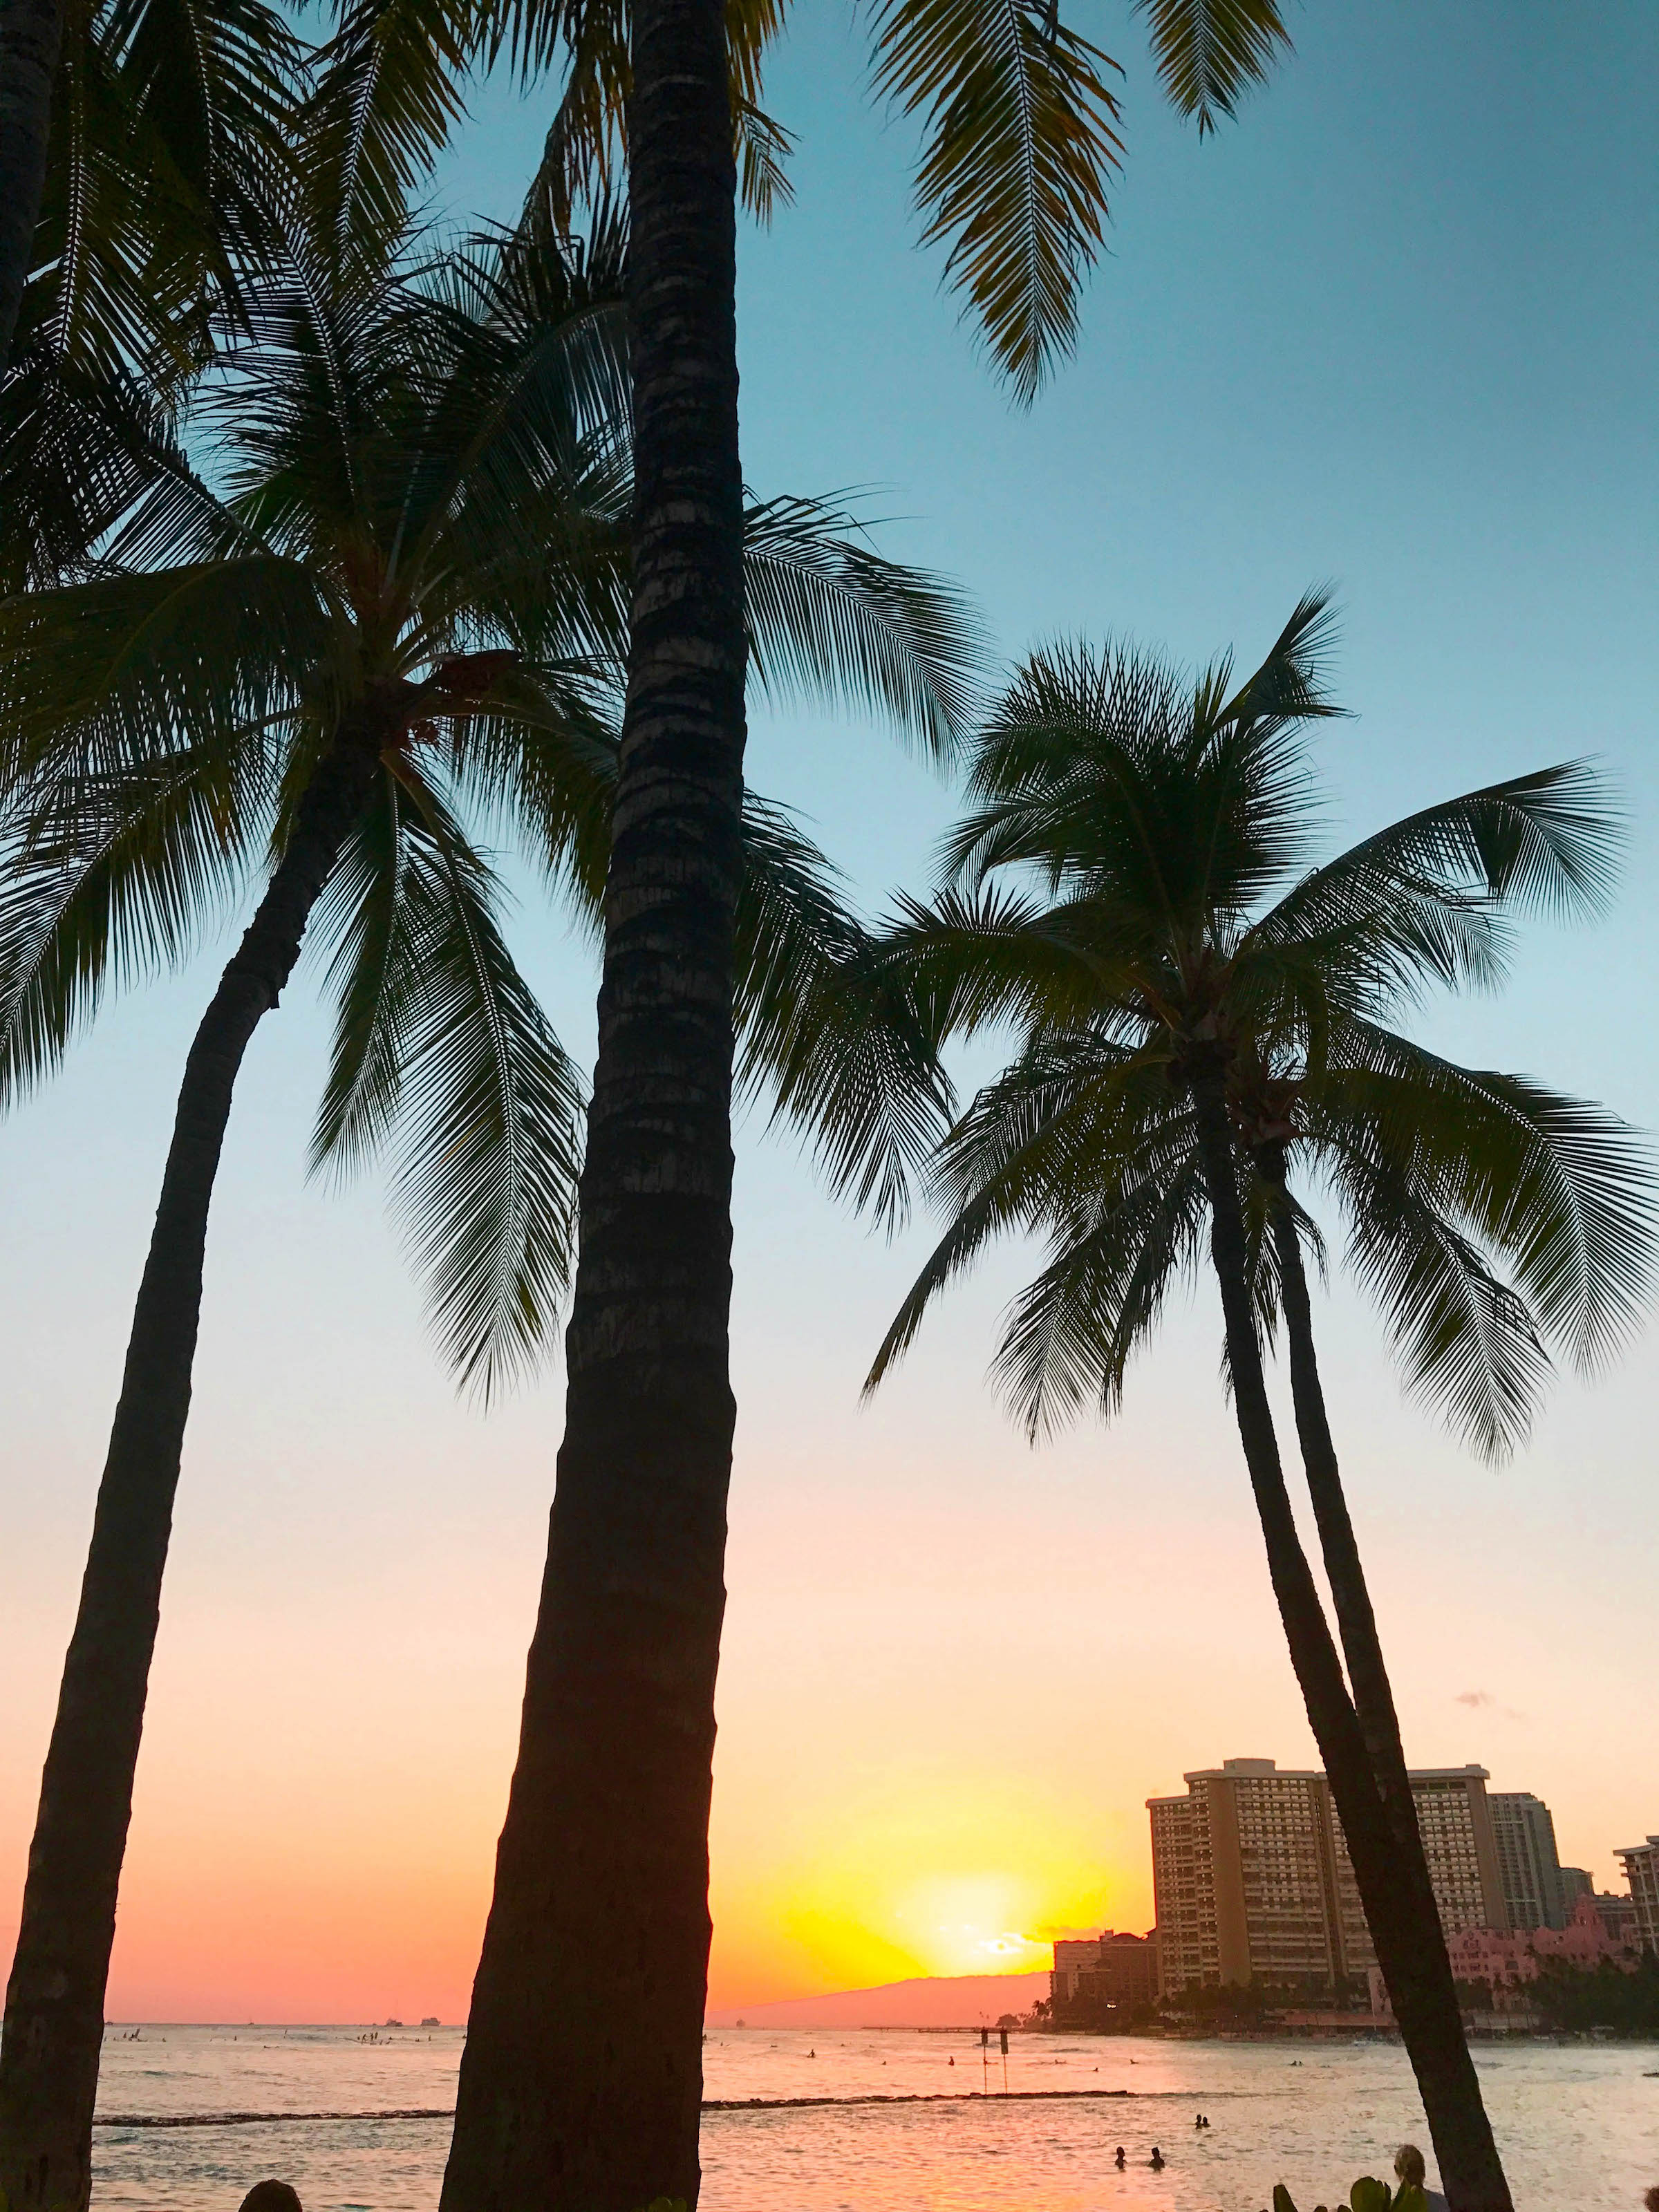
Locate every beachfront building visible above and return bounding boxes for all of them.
[1051,1939,1103,2005]
[1489,1791,1567,1929]
[1443,1888,1641,2004]
[1403,1768,1510,1936]
[1148,1759,1362,1992]
[1558,1866,1594,1911]
[1148,1757,1510,1994]
[1049,1931,1158,2016]
[1591,1886,1643,1950]
[1615,1836,1659,1953]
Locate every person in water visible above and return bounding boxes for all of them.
[1642,2191,1658,2212]
[1114,2146,1126,2168]
[1149,2146,1165,2170]
[238,2188,302,2212]
[1394,2144,1447,2210]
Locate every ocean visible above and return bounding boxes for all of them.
[92,2024,1658,2210]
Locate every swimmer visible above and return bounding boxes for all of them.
[1114,2146,1127,2169]
[1149,2146,1165,2171]
[238,2187,302,2212]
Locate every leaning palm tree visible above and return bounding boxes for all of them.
[863,601,1656,2212]
[0,188,974,2207]
[392,7,1300,2200]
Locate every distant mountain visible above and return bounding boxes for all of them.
[706,1971,1049,2030]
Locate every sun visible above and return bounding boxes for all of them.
[890,1871,1055,1978]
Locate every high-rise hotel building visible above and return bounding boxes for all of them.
[1148,1757,1509,1993]
[1488,1790,1568,1931]
[1615,1836,1659,1955]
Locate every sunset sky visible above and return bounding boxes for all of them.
[2,0,1656,2023]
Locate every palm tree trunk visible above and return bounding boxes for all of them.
[438,0,744,2204]
[1256,1143,1511,2208]
[1187,1066,1512,2212]
[0,0,62,373]
[0,724,385,2212]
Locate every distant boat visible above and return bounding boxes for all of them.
[384,2018,404,2028]
[422,2016,441,2027]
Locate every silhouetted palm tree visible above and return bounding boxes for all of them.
[0,185,973,2207]
[409,9,1298,2201]
[865,599,1656,2212]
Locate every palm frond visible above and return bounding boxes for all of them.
[1315,1120,1554,1461]
[735,798,953,1230]
[726,0,796,219]
[0,557,327,789]
[877,883,1143,1042]
[864,1167,1034,1394]
[1259,762,1621,980]
[1211,585,1342,734]
[306,0,476,255]
[0,735,274,1100]
[0,347,227,591]
[314,768,584,1396]
[442,667,621,915]
[1132,0,1291,135]
[870,0,1124,402]
[1313,1022,1659,1378]
[744,494,985,758]
[992,1147,1206,1434]
[735,95,796,220]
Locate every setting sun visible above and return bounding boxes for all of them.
[709,1770,1123,2003]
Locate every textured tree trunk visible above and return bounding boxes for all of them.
[0,0,62,373]
[0,725,384,2212]
[1187,1069,1512,2212]
[1256,1144,1512,2209]
[438,0,744,2202]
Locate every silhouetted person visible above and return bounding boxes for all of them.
[1114,2145,1126,2168]
[1642,2189,1658,2212]
[1394,2143,1447,2211]
[1149,2145,1165,2170]
[238,2187,301,2212]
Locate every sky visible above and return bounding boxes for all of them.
[1,0,1656,2022]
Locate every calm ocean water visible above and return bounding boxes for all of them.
[91,2024,1658,2211]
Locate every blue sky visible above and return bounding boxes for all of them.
[1,0,1656,2012]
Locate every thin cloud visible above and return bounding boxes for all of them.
[1455,1687,1526,1723]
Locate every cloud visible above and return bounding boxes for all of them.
[1454,1687,1526,1723]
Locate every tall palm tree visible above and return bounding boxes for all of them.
[862,602,1656,2212]
[0,190,973,2207]
[422,9,1297,2204]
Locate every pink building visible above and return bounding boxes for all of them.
[1369,1891,1640,2019]
[1443,1891,1639,2003]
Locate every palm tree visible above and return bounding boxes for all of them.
[0,188,974,2206]
[426,9,1297,2204]
[862,601,1656,2212]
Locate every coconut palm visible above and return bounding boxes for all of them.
[412,8,1297,2201]
[862,600,1656,2212]
[0,180,975,2205]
